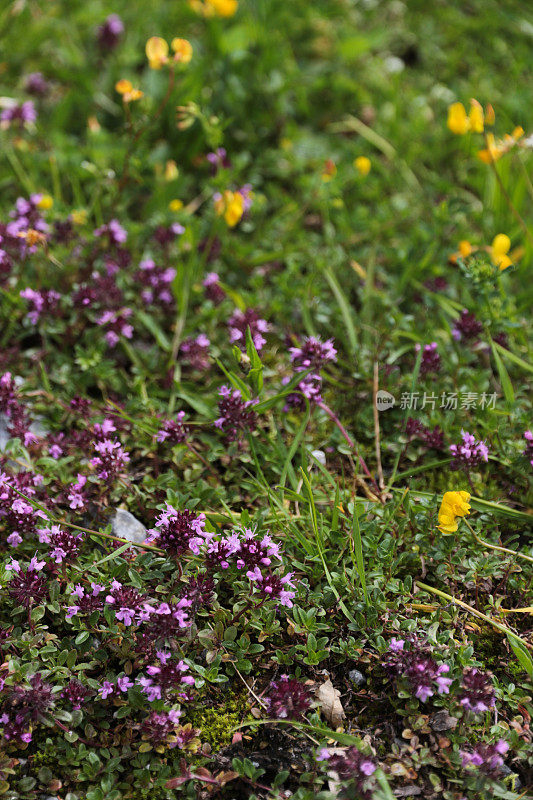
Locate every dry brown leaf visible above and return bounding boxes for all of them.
[316,678,345,727]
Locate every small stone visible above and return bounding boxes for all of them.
[429,710,458,732]
[111,509,147,544]
[348,669,366,686]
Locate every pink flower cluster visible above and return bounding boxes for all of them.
[450,430,489,470]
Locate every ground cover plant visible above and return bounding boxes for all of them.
[0,0,532,798]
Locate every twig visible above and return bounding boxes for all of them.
[372,361,385,492]
[464,518,533,564]
[415,580,532,651]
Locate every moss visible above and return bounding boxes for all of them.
[185,691,251,750]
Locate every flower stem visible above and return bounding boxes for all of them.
[464,518,533,563]
[415,580,532,651]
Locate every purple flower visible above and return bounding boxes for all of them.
[62,679,91,708]
[450,430,489,470]
[96,308,133,347]
[523,430,533,468]
[460,739,509,776]
[289,336,337,370]
[458,668,495,713]
[452,309,483,342]
[97,14,124,50]
[90,438,130,480]
[1,101,37,127]
[326,747,377,800]
[20,288,60,324]
[228,308,269,351]
[179,334,210,370]
[215,385,258,443]
[147,504,207,556]
[24,72,49,96]
[203,272,225,304]
[117,675,134,692]
[136,259,176,307]
[263,676,311,720]
[156,412,188,445]
[415,342,441,375]
[99,681,114,699]
[94,219,127,245]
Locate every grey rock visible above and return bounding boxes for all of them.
[112,509,147,544]
[348,669,366,686]
[0,414,9,451]
[429,710,458,732]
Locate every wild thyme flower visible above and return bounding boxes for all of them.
[45,526,83,564]
[282,373,322,411]
[228,308,269,351]
[215,385,258,442]
[96,308,133,347]
[136,258,176,306]
[147,504,207,556]
[206,147,231,173]
[24,72,49,96]
[93,219,127,246]
[97,14,124,50]
[20,288,60,324]
[0,673,52,743]
[66,582,105,618]
[179,334,210,370]
[203,271,225,304]
[289,336,337,371]
[61,679,92,709]
[450,430,489,470]
[0,101,37,128]
[452,309,483,341]
[156,412,188,445]
[67,473,88,511]
[247,568,296,607]
[460,739,509,776]
[7,559,48,609]
[415,342,441,375]
[384,636,452,702]
[406,418,444,450]
[140,709,182,745]
[138,654,194,701]
[323,747,377,800]
[105,582,145,626]
[263,676,311,720]
[90,438,130,480]
[0,472,47,541]
[458,668,495,713]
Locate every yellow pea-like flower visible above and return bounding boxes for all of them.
[146,37,169,69]
[354,156,371,176]
[171,38,193,64]
[490,234,512,271]
[438,490,471,534]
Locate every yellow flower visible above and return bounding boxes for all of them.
[489,234,512,271]
[164,160,179,181]
[215,190,245,227]
[71,210,87,225]
[321,159,336,182]
[449,240,477,264]
[171,38,193,64]
[115,79,143,103]
[478,126,524,163]
[438,490,471,534]
[468,99,484,133]
[192,0,238,16]
[146,37,169,69]
[37,194,53,211]
[354,156,371,176]
[447,99,484,135]
[169,199,183,212]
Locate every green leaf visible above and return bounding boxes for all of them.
[507,634,533,677]
[215,358,251,400]
[245,326,263,395]
[324,267,357,354]
[351,507,368,605]
[490,337,515,405]
[136,310,170,352]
